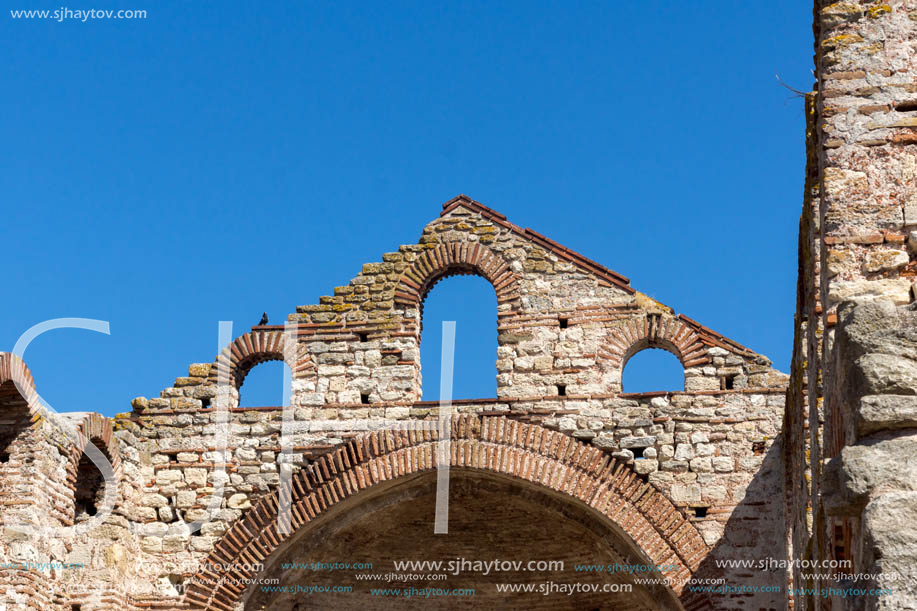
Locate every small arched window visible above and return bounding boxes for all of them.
[0,380,31,468]
[622,348,684,393]
[74,438,113,522]
[238,360,291,408]
[420,275,497,400]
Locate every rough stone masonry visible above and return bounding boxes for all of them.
[2,1,917,610]
[785,2,917,611]
[0,196,790,610]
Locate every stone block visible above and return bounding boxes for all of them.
[190,535,216,552]
[860,491,917,608]
[591,433,616,450]
[674,444,694,461]
[140,537,162,553]
[142,493,169,508]
[660,460,689,473]
[828,279,912,306]
[176,491,196,508]
[634,459,658,475]
[864,250,909,273]
[856,395,917,437]
[228,494,251,510]
[671,483,701,503]
[185,468,208,486]
[850,353,917,397]
[163,535,189,553]
[695,443,716,457]
[188,363,212,377]
[823,431,917,515]
[620,436,655,449]
[712,457,734,473]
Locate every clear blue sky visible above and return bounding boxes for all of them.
[2,1,812,415]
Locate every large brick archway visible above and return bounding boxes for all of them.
[184,415,710,610]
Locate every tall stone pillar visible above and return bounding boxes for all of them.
[791,2,917,609]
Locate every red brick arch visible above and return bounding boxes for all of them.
[598,314,712,390]
[66,412,123,525]
[0,352,39,414]
[68,413,122,481]
[394,242,521,309]
[0,354,41,519]
[209,329,313,389]
[0,354,123,522]
[183,415,710,610]
[0,355,121,473]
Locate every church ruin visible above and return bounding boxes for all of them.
[2,2,917,609]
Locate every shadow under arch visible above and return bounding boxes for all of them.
[0,375,37,517]
[0,355,122,532]
[68,413,123,522]
[183,416,712,611]
[244,470,679,610]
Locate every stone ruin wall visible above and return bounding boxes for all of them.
[787,1,917,610]
[6,3,917,610]
[0,198,790,610]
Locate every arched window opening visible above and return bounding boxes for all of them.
[74,439,111,522]
[0,381,31,467]
[622,348,684,393]
[238,360,291,408]
[420,275,497,401]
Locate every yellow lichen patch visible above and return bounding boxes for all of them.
[821,2,863,26]
[822,34,865,50]
[867,4,891,18]
[113,414,138,433]
[822,2,861,15]
[824,167,868,196]
[188,363,211,378]
[826,249,855,276]
[634,292,674,314]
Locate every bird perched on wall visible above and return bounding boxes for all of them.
[258,312,268,326]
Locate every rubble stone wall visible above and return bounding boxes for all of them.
[787,1,917,609]
[0,199,788,610]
